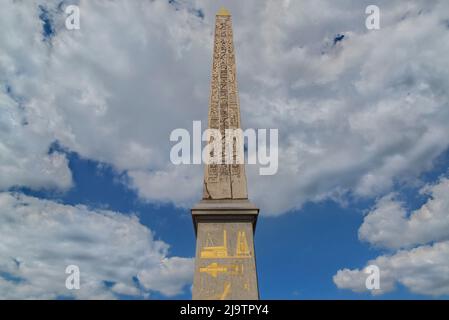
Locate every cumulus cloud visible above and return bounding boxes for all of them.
[0,192,193,299]
[127,165,202,207]
[334,177,449,296]
[0,92,72,191]
[359,178,449,249]
[2,0,449,215]
[0,2,72,191]
[240,0,449,214]
[334,241,449,296]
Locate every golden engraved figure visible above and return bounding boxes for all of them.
[199,262,243,278]
[219,282,232,300]
[200,230,228,258]
[236,231,251,257]
[200,229,252,259]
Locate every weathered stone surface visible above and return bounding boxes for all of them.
[202,8,248,200]
[192,222,258,300]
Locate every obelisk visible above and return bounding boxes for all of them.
[191,7,259,300]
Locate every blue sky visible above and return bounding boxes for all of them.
[1,0,449,299]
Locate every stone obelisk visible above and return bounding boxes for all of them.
[191,7,259,300]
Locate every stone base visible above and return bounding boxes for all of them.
[191,200,259,300]
[191,199,259,234]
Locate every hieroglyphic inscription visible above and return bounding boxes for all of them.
[203,12,248,200]
[192,222,259,300]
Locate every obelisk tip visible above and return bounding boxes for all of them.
[216,6,230,16]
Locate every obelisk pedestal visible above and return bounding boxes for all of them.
[191,200,259,300]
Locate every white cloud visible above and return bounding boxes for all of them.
[2,0,449,215]
[127,165,202,208]
[334,177,449,296]
[0,2,72,191]
[0,192,193,299]
[138,257,195,297]
[334,240,449,296]
[359,178,449,249]
[0,95,72,191]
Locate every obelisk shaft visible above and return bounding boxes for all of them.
[202,8,248,200]
[191,8,259,300]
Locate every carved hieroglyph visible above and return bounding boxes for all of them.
[192,222,258,300]
[203,8,248,200]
